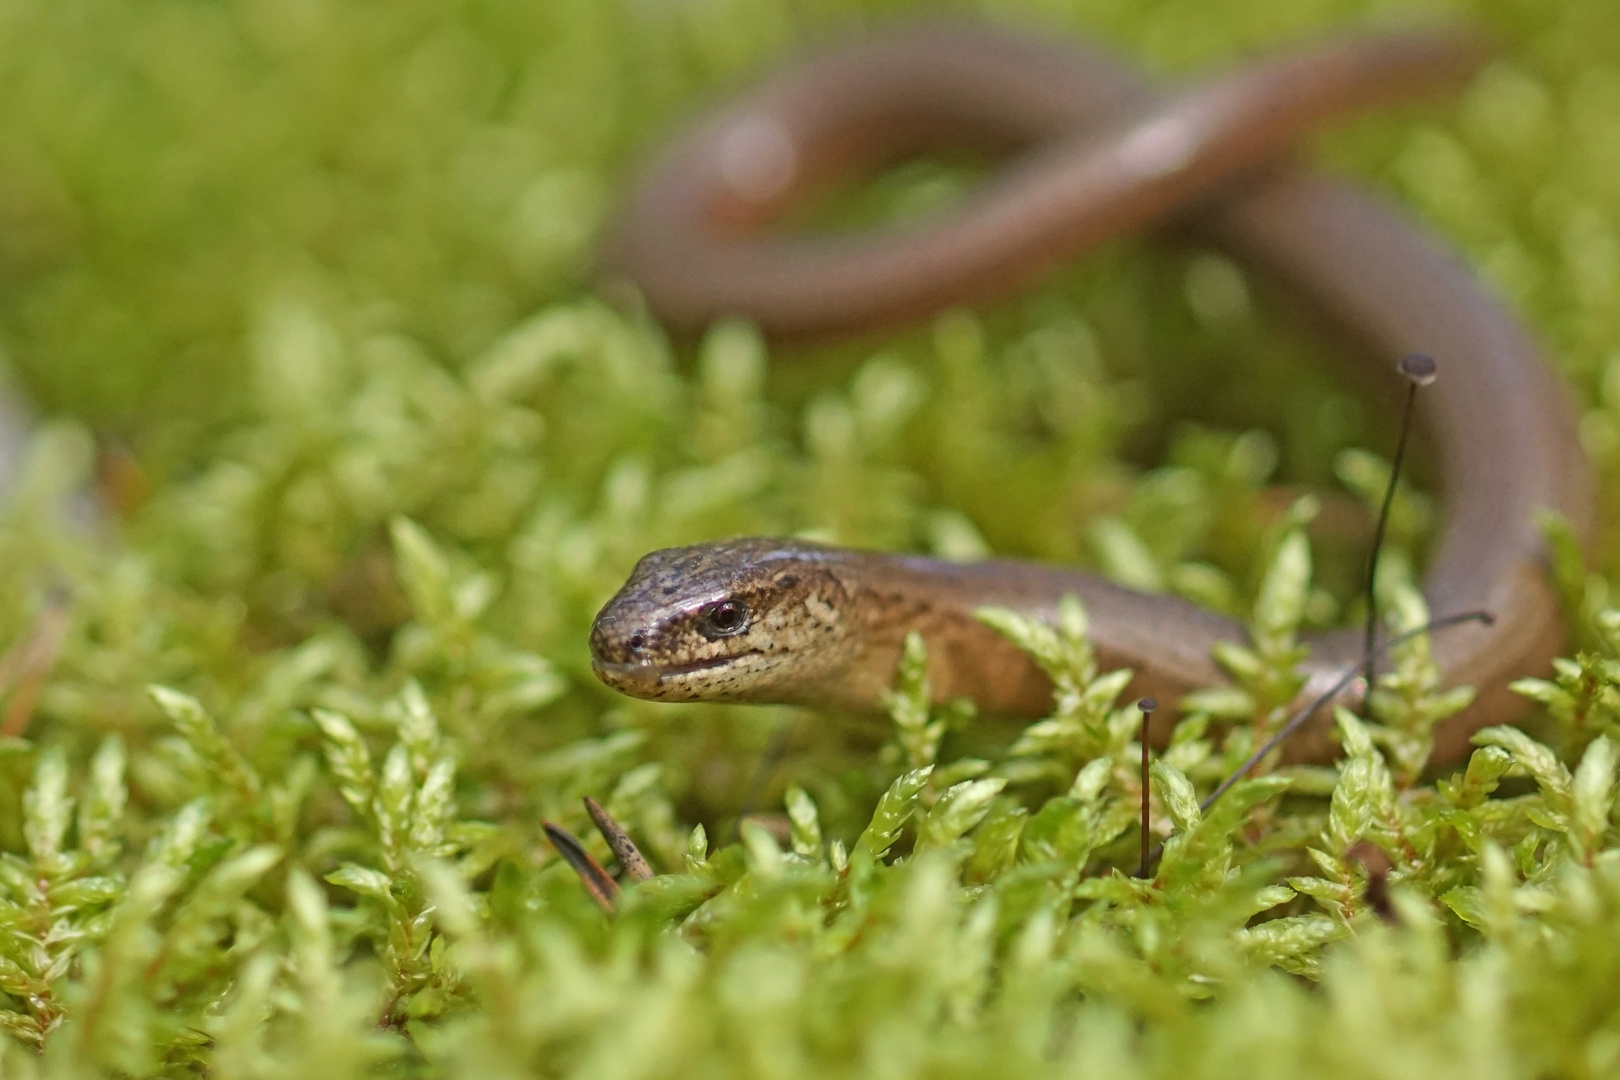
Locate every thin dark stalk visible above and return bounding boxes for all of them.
[1143,607,1493,873]
[1206,609,1489,812]
[1137,697,1157,879]
[1363,354,1438,695]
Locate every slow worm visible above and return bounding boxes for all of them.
[590,22,1592,765]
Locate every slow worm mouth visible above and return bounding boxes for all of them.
[591,652,758,693]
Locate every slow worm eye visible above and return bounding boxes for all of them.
[702,600,749,637]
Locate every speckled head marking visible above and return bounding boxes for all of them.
[590,538,860,704]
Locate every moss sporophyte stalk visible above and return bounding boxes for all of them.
[1,0,1619,1076]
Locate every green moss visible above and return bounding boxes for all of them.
[1,0,1620,1075]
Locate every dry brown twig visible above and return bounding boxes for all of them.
[0,586,72,739]
[543,797,655,913]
